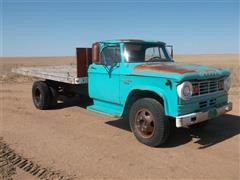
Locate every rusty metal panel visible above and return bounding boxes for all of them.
[76,48,92,77]
[134,64,196,74]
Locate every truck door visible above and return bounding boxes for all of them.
[88,45,120,104]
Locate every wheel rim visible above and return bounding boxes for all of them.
[134,108,155,138]
[34,88,41,105]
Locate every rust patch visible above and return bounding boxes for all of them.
[134,64,196,74]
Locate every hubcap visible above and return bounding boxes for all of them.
[135,108,155,138]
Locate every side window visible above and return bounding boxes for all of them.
[101,46,121,65]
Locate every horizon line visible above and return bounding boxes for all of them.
[0,53,239,59]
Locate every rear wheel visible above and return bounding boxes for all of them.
[129,98,170,147]
[32,81,51,110]
[48,86,58,107]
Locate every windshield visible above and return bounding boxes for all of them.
[124,43,172,63]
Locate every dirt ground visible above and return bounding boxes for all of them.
[0,54,239,179]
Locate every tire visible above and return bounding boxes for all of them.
[32,81,51,110]
[48,86,58,107]
[129,98,170,147]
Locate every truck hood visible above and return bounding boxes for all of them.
[131,62,230,81]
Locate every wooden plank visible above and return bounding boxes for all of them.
[12,65,88,84]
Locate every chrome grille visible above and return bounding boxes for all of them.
[192,78,224,96]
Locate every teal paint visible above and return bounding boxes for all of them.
[87,99,122,117]
[87,40,230,118]
[177,93,228,116]
[88,63,120,104]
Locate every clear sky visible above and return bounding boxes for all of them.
[0,0,239,57]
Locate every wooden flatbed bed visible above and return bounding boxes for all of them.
[13,65,88,84]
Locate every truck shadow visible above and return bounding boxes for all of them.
[49,98,239,149]
[105,114,240,149]
[50,95,93,109]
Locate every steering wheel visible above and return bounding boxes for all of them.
[147,56,161,62]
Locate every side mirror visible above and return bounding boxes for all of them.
[92,42,100,64]
[166,45,173,59]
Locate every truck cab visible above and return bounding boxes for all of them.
[87,39,232,146]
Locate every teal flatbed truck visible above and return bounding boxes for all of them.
[14,39,233,147]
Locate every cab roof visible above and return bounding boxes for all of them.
[99,39,166,45]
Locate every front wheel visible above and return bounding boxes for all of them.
[129,98,170,147]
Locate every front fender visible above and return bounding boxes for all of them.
[121,86,178,117]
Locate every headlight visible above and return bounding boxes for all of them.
[177,81,193,100]
[224,77,231,91]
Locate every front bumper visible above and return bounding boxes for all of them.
[176,102,232,128]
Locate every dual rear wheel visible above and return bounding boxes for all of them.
[32,81,57,110]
